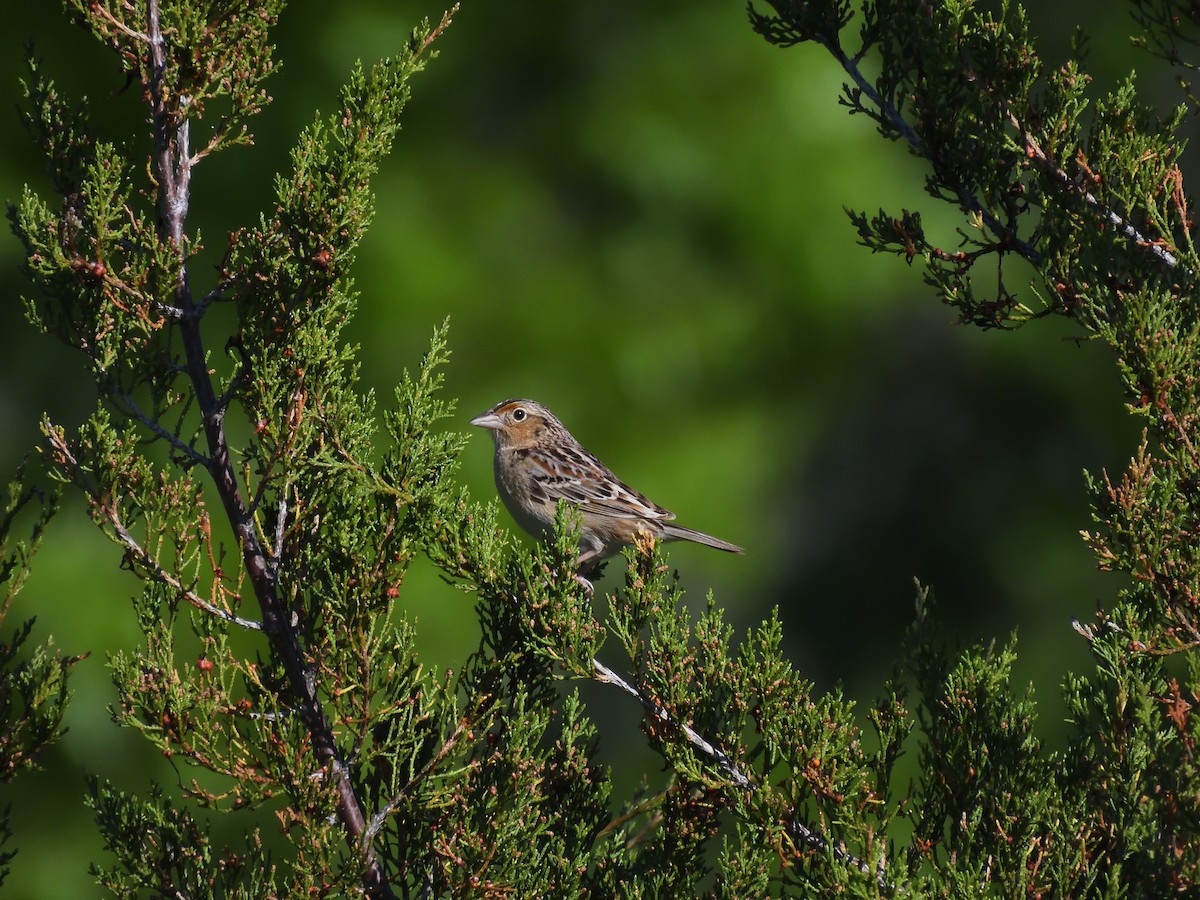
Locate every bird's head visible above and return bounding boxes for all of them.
[470,399,564,450]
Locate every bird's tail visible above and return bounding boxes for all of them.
[660,523,743,554]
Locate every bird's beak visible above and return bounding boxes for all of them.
[470,411,503,430]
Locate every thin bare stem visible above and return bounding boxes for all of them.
[270,495,288,578]
[363,718,469,846]
[108,504,262,630]
[92,3,149,42]
[1012,113,1182,270]
[192,279,234,317]
[43,423,260,629]
[115,391,209,466]
[590,656,753,790]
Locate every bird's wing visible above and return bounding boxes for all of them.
[524,444,675,522]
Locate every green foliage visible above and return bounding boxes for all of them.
[745,0,1200,892]
[66,0,284,155]
[1131,0,1200,109]
[0,466,74,887]
[87,777,279,897]
[6,0,1200,896]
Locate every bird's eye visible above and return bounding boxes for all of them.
[511,408,527,422]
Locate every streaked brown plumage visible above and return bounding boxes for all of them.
[470,398,742,571]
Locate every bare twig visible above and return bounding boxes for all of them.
[115,391,210,466]
[239,708,298,721]
[1072,615,1125,642]
[192,279,234,317]
[789,818,890,889]
[94,267,180,318]
[91,3,149,42]
[271,495,288,578]
[110,506,264,631]
[590,656,753,790]
[1011,113,1181,269]
[44,422,258,628]
[152,302,185,319]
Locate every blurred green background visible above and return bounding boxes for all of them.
[0,1,1173,895]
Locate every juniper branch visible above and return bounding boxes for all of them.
[590,654,891,890]
[41,422,262,631]
[794,14,1044,266]
[1006,112,1181,269]
[752,1,1185,274]
[109,510,264,632]
[142,1,391,893]
[362,718,469,847]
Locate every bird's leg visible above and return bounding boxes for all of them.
[574,551,607,598]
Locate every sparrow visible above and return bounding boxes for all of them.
[470,398,742,573]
